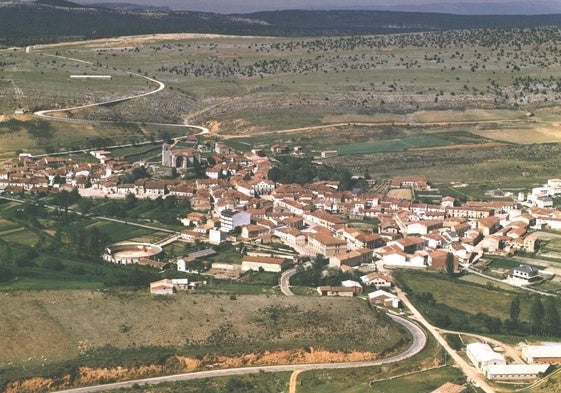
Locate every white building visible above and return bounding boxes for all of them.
[209,228,227,244]
[466,343,506,372]
[220,209,251,232]
[368,290,400,308]
[522,343,561,364]
[485,364,550,380]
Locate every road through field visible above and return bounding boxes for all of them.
[51,313,426,393]
[25,45,208,138]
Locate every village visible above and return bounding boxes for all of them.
[2,134,561,388]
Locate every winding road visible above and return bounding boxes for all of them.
[22,39,436,393]
[52,313,426,393]
[25,45,208,141]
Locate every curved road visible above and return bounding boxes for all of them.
[279,267,298,296]
[52,313,425,393]
[26,45,208,138]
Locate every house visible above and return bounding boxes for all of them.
[478,216,501,236]
[149,279,174,295]
[522,343,561,364]
[360,272,393,287]
[241,255,288,273]
[303,210,347,231]
[407,220,443,235]
[389,237,425,254]
[368,290,400,308]
[427,250,457,271]
[507,264,541,286]
[341,280,363,292]
[241,224,270,239]
[535,196,554,208]
[274,227,306,247]
[317,286,357,297]
[441,196,456,208]
[307,231,346,257]
[209,228,227,245]
[523,234,539,253]
[447,206,494,219]
[466,343,506,372]
[329,248,373,268]
[391,176,429,190]
[340,229,385,249]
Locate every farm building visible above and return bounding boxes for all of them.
[485,364,550,380]
[70,75,112,80]
[466,343,506,372]
[522,343,561,364]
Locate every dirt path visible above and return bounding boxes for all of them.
[218,119,532,139]
[435,328,522,363]
[288,370,302,393]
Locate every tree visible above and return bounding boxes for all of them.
[445,252,455,276]
[510,297,521,328]
[543,297,560,337]
[530,296,545,335]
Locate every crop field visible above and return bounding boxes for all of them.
[0,227,40,245]
[336,135,452,155]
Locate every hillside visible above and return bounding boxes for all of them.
[1,1,561,46]
[0,291,407,390]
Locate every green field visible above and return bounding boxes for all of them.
[394,271,531,322]
[337,135,452,155]
[85,221,160,242]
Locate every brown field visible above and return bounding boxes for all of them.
[386,188,413,200]
[472,125,561,144]
[410,142,507,151]
[408,109,526,123]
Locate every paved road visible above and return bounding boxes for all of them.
[396,287,496,393]
[51,313,425,393]
[279,267,297,296]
